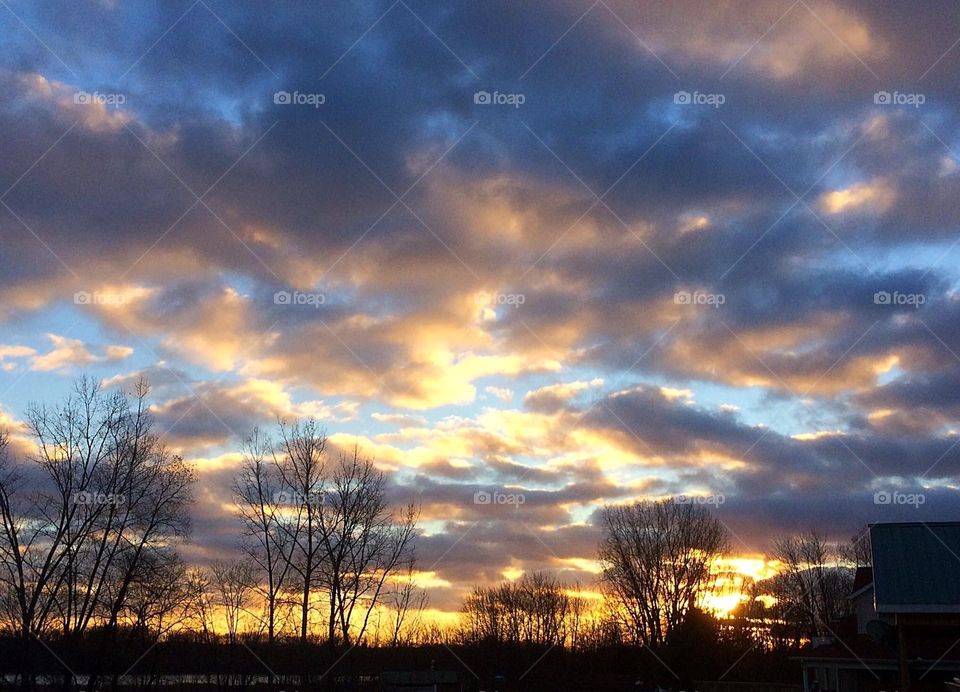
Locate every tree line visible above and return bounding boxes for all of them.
[456,507,862,653]
[0,378,866,690]
[0,379,421,690]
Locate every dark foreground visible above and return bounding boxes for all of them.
[0,636,799,692]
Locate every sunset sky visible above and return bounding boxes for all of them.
[1,0,959,617]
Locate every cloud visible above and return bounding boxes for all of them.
[0,408,36,458]
[484,385,513,402]
[3,0,960,616]
[820,178,896,215]
[141,375,359,450]
[524,378,603,412]
[0,345,37,371]
[16,72,133,133]
[29,334,133,372]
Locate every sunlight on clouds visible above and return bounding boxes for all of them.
[721,557,779,582]
[81,284,157,311]
[501,566,525,581]
[686,449,749,472]
[30,334,133,372]
[326,432,409,472]
[633,1,882,81]
[703,558,778,616]
[166,288,255,371]
[231,377,359,422]
[0,409,35,457]
[677,214,711,235]
[18,72,133,132]
[189,451,244,474]
[659,386,693,400]
[792,430,843,441]
[524,378,604,407]
[31,335,98,371]
[568,427,661,468]
[556,557,602,575]
[143,377,360,452]
[740,5,879,80]
[104,345,134,360]
[867,408,894,422]
[2,0,958,635]
[408,571,452,590]
[389,351,561,410]
[821,179,896,215]
[0,345,37,371]
[663,318,902,395]
[475,408,566,454]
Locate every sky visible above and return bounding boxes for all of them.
[1,0,959,617]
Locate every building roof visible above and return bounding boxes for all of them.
[850,566,873,598]
[870,522,960,613]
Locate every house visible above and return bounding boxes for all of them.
[798,522,960,692]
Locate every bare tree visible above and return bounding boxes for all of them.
[0,379,193,636]
[767,530,853,639]
[598,500,729,647]
[387,564,428,647]
[271,419,328,642]
[229,420,421,645]
[461,572,571,646]
[121,553,191,636]
[211,561,257,642]
[320,449,418,646]
[0,430,25,637]
[840,524,872,568]
[0,378,194,691]
[233,428,296,643]
[184,567,214,642]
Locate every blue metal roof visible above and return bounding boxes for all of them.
[870,522,960,613]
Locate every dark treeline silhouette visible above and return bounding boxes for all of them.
[0,379,863,691]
